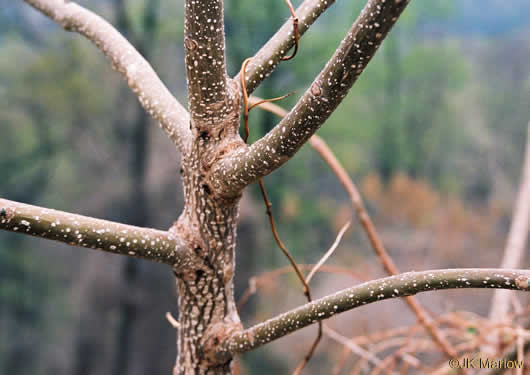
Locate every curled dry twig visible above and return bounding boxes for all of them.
[248,96,460,361]
[239,7,318,369]
[281,0,299,61]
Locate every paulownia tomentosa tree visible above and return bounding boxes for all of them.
[1,0,529,374]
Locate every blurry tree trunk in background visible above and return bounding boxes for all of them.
[487,123,530,344]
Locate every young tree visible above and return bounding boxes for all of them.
[1,0,529,374]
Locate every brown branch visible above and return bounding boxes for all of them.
[0,198,192,267]
[241,56,321,374]
[220,269,530,356]
[489,122,530,322]
[240,58,252,143]
[323,325,384,368]
[309,135,459,360]
[306,221,350,284]
[23,0,190,149]
[247,92,294,112]
[212,0,411,197]
[237,264,367,310]
[257,181,312,301]
[280,0,299,61]
[249,96,459,360]
[240,62,295,143]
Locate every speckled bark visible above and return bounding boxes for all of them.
[0,198,192,266]
[171,78,244,373]
[184,0,229,124]
[211,0,411,197]
[174,0,245,371]
[219,269,530,356]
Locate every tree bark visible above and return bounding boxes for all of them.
[172,1,245,372]
[171,107,243,373]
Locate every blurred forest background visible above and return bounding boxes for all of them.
[0,0,529,374]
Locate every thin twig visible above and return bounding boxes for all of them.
[240,58,321,374]
[248,92,295,112]
[166,312,180,329]
[234,0,337,97]
[237,264,366,310]
[250,97,460,360]
[324,325,383,367]
[257,179,322,375]
[240,62,295,143]
[309,135,460,361]
[306,221,351,284]
[213,0,412,197]
[240,58,252,143]
[281,0,299,61]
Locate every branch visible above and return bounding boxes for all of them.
[306,221,350,284]
[247,98,457,357]
[0,198,192,267]
[323,325,384,368]
[219,269,530,356]
[184,0,229,122]
[211,0,411,196]
[309,135,458,359]
[489,123,530,322]
[237,263,366,311]
[23,0,190,150]
[233,0,337,96]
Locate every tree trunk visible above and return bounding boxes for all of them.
[171,81,244,374]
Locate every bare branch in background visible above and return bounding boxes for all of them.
[0,198,192,267]
[241,56,322,372]
[220,269,530,356]
[306,221,350,284]
[309,135,459,359]
[250,96,459,359]
[489,123,530,323]
[323,325,384,368]
[23,0,190,149]
[237,264,366,311]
